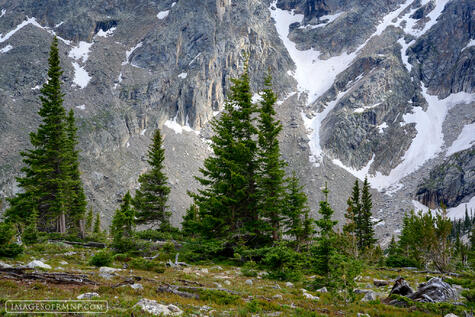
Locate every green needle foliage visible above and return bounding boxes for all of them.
[312,183,338,276]
[111,191,136,251]
[189,62,260,246]
[256,73,286,243]
[5,37,87,236]
[133,128,171,230]
[282,172,313,251]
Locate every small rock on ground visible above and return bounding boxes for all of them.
[77,292,99,300]
[285,282,294,288]
[99,266,121,273]
[361,291,376,302]
[245,279,253,285]
[135,299,182,316]
[26,260,51,269]
[130,283,143,290]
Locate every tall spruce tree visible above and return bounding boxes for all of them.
[360,176,376,250]
[6,37,70,232]
[111,192,135,240]
[190,62,259,245]
[64,110,87,235]
[133,128,171,229]
[282,172,313,251]
[256,73,286,242]
[312,183,338,275]
[93,213,101,234]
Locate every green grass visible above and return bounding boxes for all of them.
[0,243,472,316]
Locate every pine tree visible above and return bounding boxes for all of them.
[86,208,93,233]
[5,37,69,232]
[133,128,171,229]
[111,192,135,239]
[348,180,362,251]
[360,176,376,250]
[181,204,200,238]
[190,62,259,245]
[343,197,358,257]
[22,208,39,245]
[312,183,338,276]
[256,73,286,242]
[93,213,101,234]
[282,172,313,251]
[64,109,87,235]
[110,192,136,251]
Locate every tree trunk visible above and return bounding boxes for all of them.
[57,212,66,234]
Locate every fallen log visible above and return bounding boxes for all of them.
[157,283,241,299]
[49,240,106,248]
[0,268,96,285]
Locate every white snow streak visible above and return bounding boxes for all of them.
[122,42,143,65]
[96,27,116,38]
[0,9,5,18]
[462,39,475,52]
[76,104,86,110]
[378,122,388,133]
[0,44,12,53]
[302,88,350,165]
[157,10,170,20]
[68,41,93,62]
[447,196,475,220]
[178,72,188,79]
[71,62,91,88]
[299,12,343,29]
[354,102,381,113]
[164,116,200,135]
[446,123,475,156]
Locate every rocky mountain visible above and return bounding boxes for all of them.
[0,0,473,242]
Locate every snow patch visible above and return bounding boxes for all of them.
[71,62,91,89]
[123,42,143,65]
[302,88,351,165]
[0,44,12,53]
[0,17,71,45]
[462,39,475,52]
[178,72,187,79]
[54,21,64,28]
[164,116,199,135]
[95,27,116,38]
[157,10,170,20]
[68,41,93,62]
[366,88,474,191]
[446,123,475,156]
[447,196,475,220]
[140,129,147,136]
[252,93,263,103]
[299,12,343,29]
[188,53,201,66]
[113,72,123,90]
[354,102,381,113]
[412,200,430,213]
[377,122,388,133]
[31,84,41,90]
[332,154,375,181]
[76,104,86,110]
[398,38,414,73]
[0,9,5,18]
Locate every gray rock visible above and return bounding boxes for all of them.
[0,261,13,269]
[99,266,121,273]
[389,278,414,297]
[134,299,182,316]
[26,260,51,269]
[77,292,99,300]
[273,294,283,300]
[245,279,253,286]
[316,287,328,293]
[373,279,389,287]
[409,277,457,303]
[362,291,377,302]
[130,283,143,290]
[285,282,294,288]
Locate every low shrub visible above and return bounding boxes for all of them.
[241,260,259,277]
[89,250,113,267]
[129,258,165,273]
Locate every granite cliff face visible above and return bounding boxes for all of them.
[0,0,473,239]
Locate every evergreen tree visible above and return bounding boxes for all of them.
[190,62,259,245]
[93,213,101,234]
[86,208,93,233]
[6,37,68,231]
[348,180,362,251]
[6,37,86,236]
[110,192,136,251]
[22,208,39,245]
[64,109,87,234]
[133,128,171,229]
[360,176,376,250]
[256,73,286,242]
[111,192,135,239]
[312,183,338,276]
[282,172,313,251]
[181,204,200,238]
[343,196,358,257]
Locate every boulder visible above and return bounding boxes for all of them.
[26,260,52,269]
[245,279,253,286]
[317,287,328,293]
[273,294,283,300]
[285,282,294,288]
[99,266,121,273]
[373,279,389,287]
[409,277,457,303]
[130,283,143,290]
[135,299,182,316]
[0,261,13,269]
[77,292,99,300]
[389,278,414,297]
[361,291,377,302]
